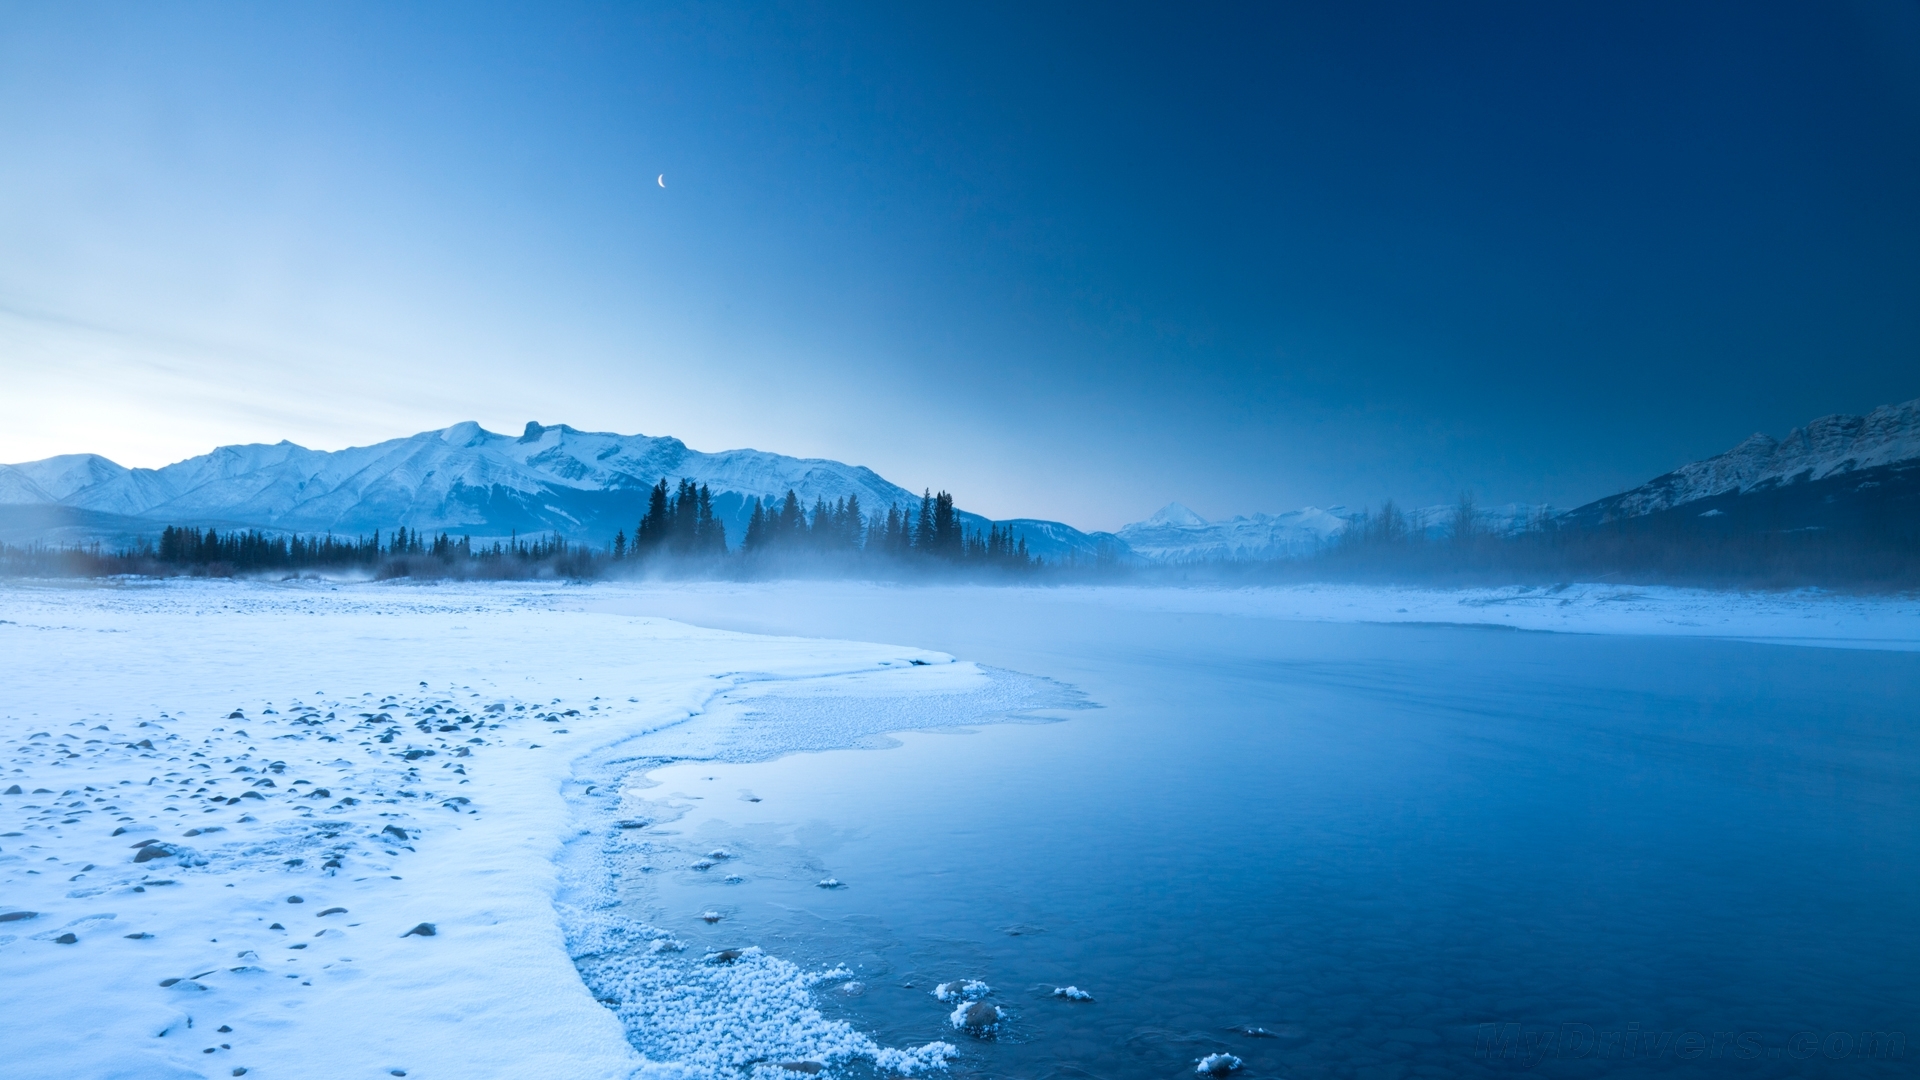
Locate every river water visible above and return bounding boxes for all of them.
[591,583,1920,1079]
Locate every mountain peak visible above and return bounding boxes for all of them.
[1146,501,1207,527]
[1569,395,1920,522]
[439,421,491,446]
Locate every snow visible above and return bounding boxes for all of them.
[1143,502,1207,528]
[0,424,925,541]
[3,576,1915,1077]
[1114,502,1552,562]
[1118,397,1920,561]
[932,979,990,1003]
[0,579,1004,1079]
[1044,581,1920,649]
[0,425,1117,558]
[1195,1052,1242,1075]
[1116,505,1351,562]
[1572,395,1920,519]
[0,464,55,505]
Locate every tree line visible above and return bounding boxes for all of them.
[4,480,1041,579]
[1283,491,1920,589]
[610,484,1033,568]
[611,478,726,559]
[153,524,577,571]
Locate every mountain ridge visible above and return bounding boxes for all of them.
[1563,396,1920,526]
[0,422,1122,560]
[6,395,1914,564]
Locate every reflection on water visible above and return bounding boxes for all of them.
[599,588,1920,1079]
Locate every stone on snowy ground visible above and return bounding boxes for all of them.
[401,922,436,937]
[0,911,38,923]
[934,979,990,1002]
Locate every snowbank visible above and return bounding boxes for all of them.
[0,580,1017,1079]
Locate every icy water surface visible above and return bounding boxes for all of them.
[596,585,1920,1079]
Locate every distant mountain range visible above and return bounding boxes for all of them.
[1123,397,1918,561]
[0,421,1124,561]
[1559,396,1920,536]
[1114,500,1552,563]
[3,397,1914,564]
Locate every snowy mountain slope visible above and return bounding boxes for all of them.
[0,464,54,505]
[1403,502,1551,540]
[1114,501,1551,563]
[5,453,130,502]
[1117,503,1353,562]
[984,518,1132,563]
[0,422,1105,556]
[1566,396,1920,525]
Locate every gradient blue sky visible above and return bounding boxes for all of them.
[2,2,1916,529]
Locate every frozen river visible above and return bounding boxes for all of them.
[2,579,1914,1079]
[597,583,1920,1079]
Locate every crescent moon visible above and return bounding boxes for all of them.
[657,174,666,188]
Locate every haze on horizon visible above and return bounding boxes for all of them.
[1,2,1916,531]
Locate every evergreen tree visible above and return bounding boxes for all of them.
[809,497,830,549]
[778,490,804,543]
[932,491,958,557]
[744,500,767,551]
[695,483,725,553]
[637,479,671,552]
[914,490,935,551]
[843,493,862,549]
[672,479,698,553]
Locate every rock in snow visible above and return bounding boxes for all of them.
[1196,1052,1244,1075]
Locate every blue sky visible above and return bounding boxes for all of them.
[1,2,1915,529]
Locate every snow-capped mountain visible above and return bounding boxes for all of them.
[1402,502,1551,539]
[1113,500,1551,563]
[0,421,1116,559]
[1564,396,1920,526]
[1117,502,1353,562]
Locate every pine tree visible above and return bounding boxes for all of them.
[637,479,671,552]
[843,493,862,549]
[672,479,698,553]
[695,483,725,553]
[914,490,935,552]
[778,490,803,543]
[932,491,957,557]
[744,500,767,551]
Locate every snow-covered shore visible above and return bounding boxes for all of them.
[0,580,1034,1080]
[1061,581,1920,649]
[3,576,1915,1079]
